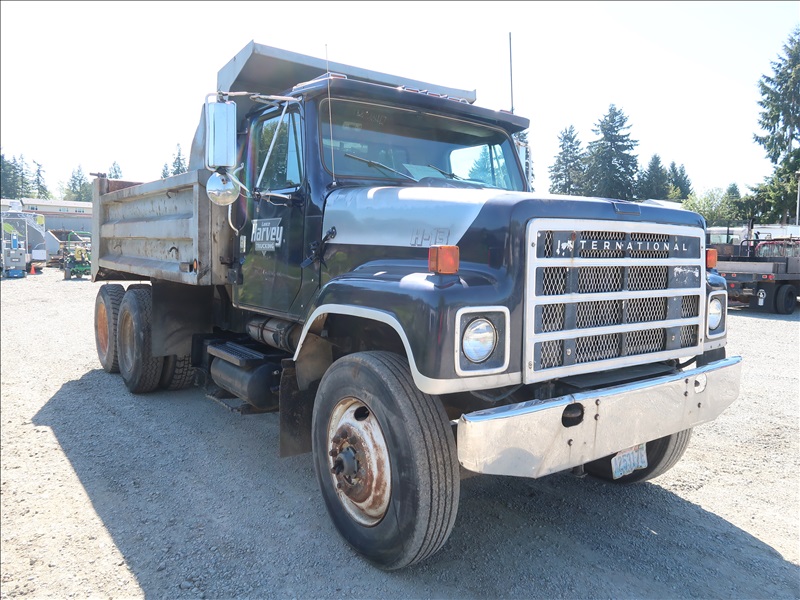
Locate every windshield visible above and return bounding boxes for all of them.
[320,99,525,190]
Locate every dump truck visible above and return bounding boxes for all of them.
[91,41,742,570]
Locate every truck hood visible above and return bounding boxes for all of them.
[323,186,705,249]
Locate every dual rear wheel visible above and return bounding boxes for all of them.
[94,284,193,393]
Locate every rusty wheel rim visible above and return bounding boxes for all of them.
[327,397,391,527]
[97,303,109,356]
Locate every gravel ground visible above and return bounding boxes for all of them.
[1,267,799,599]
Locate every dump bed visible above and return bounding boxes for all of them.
[91,171,232,285]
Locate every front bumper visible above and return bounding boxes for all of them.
[457,356,742,478]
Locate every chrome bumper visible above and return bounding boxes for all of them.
[457,356,742,478]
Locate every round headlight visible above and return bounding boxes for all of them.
[462,318,497,363]
[708,298,723,330]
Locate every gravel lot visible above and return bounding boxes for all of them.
[1,267,799,599]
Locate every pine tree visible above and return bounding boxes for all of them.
[583,105,638,200]
[109,161,123,179]
[753,27,800,223]
[667,162,693,199]
[754,27,800,165]
[724,183,741,200]
[548,125,585,195]
[171,144,187,175]
[635,154,670,200]
[13,155,33,198]
[66,165,92,202]
[32,161,51,199]
[161,163,171,179]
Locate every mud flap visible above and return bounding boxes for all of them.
[279,359,317,457]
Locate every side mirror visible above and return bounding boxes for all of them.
[205,96,237,171]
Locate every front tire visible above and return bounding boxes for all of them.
[312,351,459,570]
[117,288,163,393]
[585,429,693,484]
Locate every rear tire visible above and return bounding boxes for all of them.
[117,288,163,393]
[775,284,797,315]
[159,355,194,390]
[585,429,693,484]
[312,351,459,570]
[94,284,125,373]
[64,268,71,280]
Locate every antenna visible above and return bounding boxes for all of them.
[508,32,515,115]
[326,44,337,187]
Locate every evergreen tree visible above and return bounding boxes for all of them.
[635,154,670,200]
[583,105,638,200]
[109,161,123,179]
[753,27,800,223]
[1,151,18,198]
[548,125,585,195]
[32,161,51,199]
[171,144,187,175]
[724,183,741,200]
[161,163,171,179]
[667,161,693,199]
[65,165,92,202]
[754,27,800,165]
[13,155,33,198]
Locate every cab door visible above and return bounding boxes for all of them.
[234,106,306,316]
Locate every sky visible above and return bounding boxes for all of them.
[1,1,798,198]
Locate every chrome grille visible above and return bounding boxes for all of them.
[576,300,620,329]
[681,295,700,318]
[526,220,705,382]
[576,333,620,363]
[628,297,668,322]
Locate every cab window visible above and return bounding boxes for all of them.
[255,110,303,191]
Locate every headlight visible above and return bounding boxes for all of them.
[462,318,497,363]
[708,298,723,330]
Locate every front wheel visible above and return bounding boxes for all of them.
[584,429,693,484]
[312,351,460,570]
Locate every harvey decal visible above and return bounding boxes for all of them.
[252,218,284,254]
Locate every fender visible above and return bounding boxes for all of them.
[293,268,522,395]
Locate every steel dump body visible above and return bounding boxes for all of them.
[92,171,233,285]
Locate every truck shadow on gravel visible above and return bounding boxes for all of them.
[35,370,799,600]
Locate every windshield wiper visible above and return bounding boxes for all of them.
[426,164,464,180]
[344,153,417,181]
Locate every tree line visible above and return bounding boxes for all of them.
[0,144,188,202]
[546,26,799,226]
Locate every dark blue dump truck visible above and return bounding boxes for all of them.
[91,41,742,570]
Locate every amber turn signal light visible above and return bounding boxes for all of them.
[706,248,718,269]
[428,245,460,274]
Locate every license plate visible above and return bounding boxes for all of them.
[611,443,648,479]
